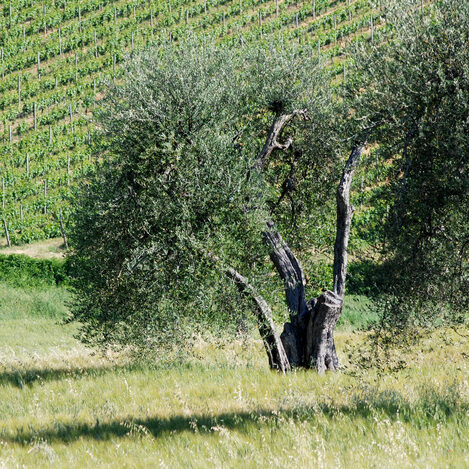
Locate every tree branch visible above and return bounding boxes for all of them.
[226,266,291,373]
[206,253,290,373]
[263,221,308,321]
[332,143,367,299]
[253,110,307,171]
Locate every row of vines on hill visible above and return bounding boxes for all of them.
[0,0,385,244]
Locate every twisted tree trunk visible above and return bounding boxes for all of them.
[252,112,366,372]
[263,222,309,367]
[221,111,365,372]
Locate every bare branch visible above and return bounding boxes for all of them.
[253,110,307,171]
[207,253,290,372]
[332,143,367,299]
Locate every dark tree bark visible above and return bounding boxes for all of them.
[250,112,366,372]
[305,290,342,372]
[225,266,291,373]
[263,222,309,367]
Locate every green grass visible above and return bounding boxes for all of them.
[0,282,69,320]
[0,283,468,468]
[339,294,377,330]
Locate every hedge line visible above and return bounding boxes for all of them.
[0,254,69,287]
[0,252,384,293]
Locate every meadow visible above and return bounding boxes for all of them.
[1,2,468,466]
[0,259,467,468]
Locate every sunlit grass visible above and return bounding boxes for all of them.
[0,285,467,468]
[0,283,70,320]
[0,238,65,259]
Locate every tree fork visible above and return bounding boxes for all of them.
[256,111,365,372]
[249,109,366,372]
[253,110,307,171]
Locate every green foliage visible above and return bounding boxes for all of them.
[338,294,377,331]
[67,37,343,354]
[0,253,68,287]
[346,261,387,297]
[348,0,469,331]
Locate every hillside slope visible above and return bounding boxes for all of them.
[0,0,380,244]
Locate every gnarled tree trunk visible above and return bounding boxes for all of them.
[263,222,309,367]
[277,143,365,372]
[252,112,366,373]
[222,111,365,373]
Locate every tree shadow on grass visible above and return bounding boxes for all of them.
[0,363,138,388]
[3,388,466,445]
[0,360,261,389]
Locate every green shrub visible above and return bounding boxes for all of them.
[346,261,387,296]
[0,254,69,288]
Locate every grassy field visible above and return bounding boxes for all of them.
[0,281,468,468]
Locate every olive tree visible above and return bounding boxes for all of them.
[68,39,364,372]
[68,0,468,371]
[347,0,469,334]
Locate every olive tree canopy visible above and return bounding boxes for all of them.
[68,39,351,370]
[348,0,469,332]
[68,0,469,370]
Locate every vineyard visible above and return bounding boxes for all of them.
[0,0,383,244]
